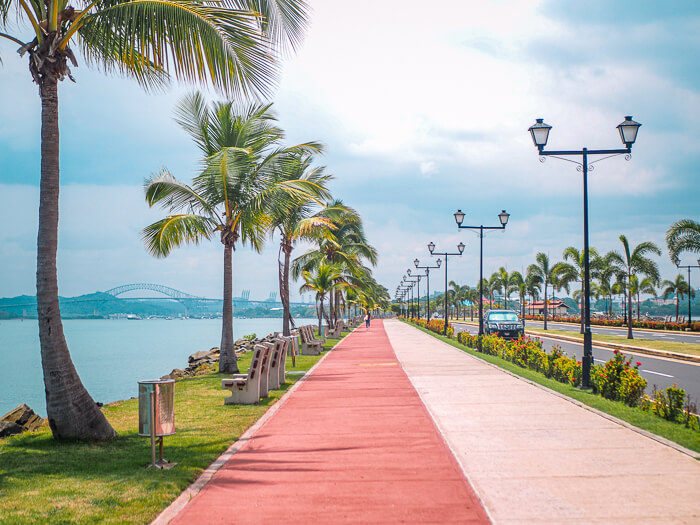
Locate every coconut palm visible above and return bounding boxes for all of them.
[143,101,323,374]
[293,202,378,327]
[666,219,700,264]
[556,247,601,333]
[630,275,656,321]
[607,235,661,339]
[486,273,503,309]
[661,275,695,321]
[527,253,558,329]
[267,154,337,336]
[1,0,309,440]
[299,264,344,336]
[524,271,541,317]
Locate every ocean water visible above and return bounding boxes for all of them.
[0,318,316,417]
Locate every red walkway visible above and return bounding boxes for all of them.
[168,320,489,524]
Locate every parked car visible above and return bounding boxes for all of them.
[484,310,524,340]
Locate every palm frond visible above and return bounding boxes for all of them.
[141,213,217,257]
[78,0,280,97]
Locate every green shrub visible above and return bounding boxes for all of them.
[590,349,646,406]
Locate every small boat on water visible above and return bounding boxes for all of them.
[126,314,142,320]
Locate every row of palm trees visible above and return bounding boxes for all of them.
[143,95,388,374]
[1,0,322,440]
[428,221,700,339]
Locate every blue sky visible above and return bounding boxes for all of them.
[1,0,699,301]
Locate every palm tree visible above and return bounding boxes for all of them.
[608,235,661,339]
[524,270,541,317]
[661,275,695,321]
[630,275,656,321]
[667,219,700,264]
[1,0,309,440]
[487,273,503,309]
[267,154,336,336]
[143,101,323,374]
[556,246,601,333]
[596,252,625,317]
[293,202,378,328]
[300,264,344,336]
[506,270,523,311]
[527,253,558,329]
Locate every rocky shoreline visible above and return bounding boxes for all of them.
[1,333,284,439]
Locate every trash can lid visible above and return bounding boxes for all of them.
[138,379,175,385]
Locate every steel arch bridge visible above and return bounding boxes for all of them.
[105,283,202,299]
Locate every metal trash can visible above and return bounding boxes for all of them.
[138,379,176,469]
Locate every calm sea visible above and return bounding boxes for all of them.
[0,318,316,417]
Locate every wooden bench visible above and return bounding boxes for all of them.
[299,325,324,356]
[221,344,266,405]
[258,343,273,398]
[278,337,290,386]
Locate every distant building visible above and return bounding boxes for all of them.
[528,300,571,316]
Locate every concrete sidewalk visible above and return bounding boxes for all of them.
[385,320,700,524]
[162,321,488,524]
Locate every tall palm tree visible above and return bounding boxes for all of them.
[556,246,601,333]
[143,101,323,374]
[293,202,378,327]
[300,263,355,335]
[596,252,625,317]
[667,219,700,264]
[630,275,656,321]
[487,272,503,309]
[1,0,309,440]
[608,235,661,339]
[506,270,523,311]
[267,154,336,336]
[661,275,695,321]
[524,270,541,317]
[527,253,558,329]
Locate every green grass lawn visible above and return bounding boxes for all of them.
[0,334,346,524]
[409,322,700,454]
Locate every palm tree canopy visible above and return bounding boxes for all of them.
[608,235,662,285]
[1,0,310,97]
[661,274,695,300]
[666,219,700,264]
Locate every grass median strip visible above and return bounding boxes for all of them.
[406,322,700,454]
[0,333,346,524]
[525,327,700,358]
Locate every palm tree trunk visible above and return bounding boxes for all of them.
[543,282,548,330]
[280,241,294,336]
[318,296,324,336]
[627,285,634,339]
[219,245,239,373]
[37,77,116,440]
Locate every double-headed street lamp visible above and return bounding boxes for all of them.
[676,259,700,329]
[428,241,465,335]
[404,271,422,318]
[414,258,442,320]
[454,209,510,343]
[528,116,642,389]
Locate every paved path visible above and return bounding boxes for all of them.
[165,320,488,524]
[384,320,700,524]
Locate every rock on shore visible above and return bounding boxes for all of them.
[160,333,281,380]
[0,404,46,438]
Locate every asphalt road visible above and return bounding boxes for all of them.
[453,323,700,404]
[525,320,700,345]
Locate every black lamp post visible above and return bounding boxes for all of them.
[528,116,642,388]
[676,258,700,329]
[404,271,422,318]
[407,269,422,318]
[414,258,442,321]
[454,209,510,346]
[428,241,465,335]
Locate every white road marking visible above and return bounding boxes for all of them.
[641,369,674,378]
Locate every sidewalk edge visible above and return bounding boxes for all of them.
[403,322,700,460]
[150,337,346,525]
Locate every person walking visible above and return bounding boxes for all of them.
[365,311,371,329]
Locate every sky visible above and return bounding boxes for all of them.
[1,0,699,303]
